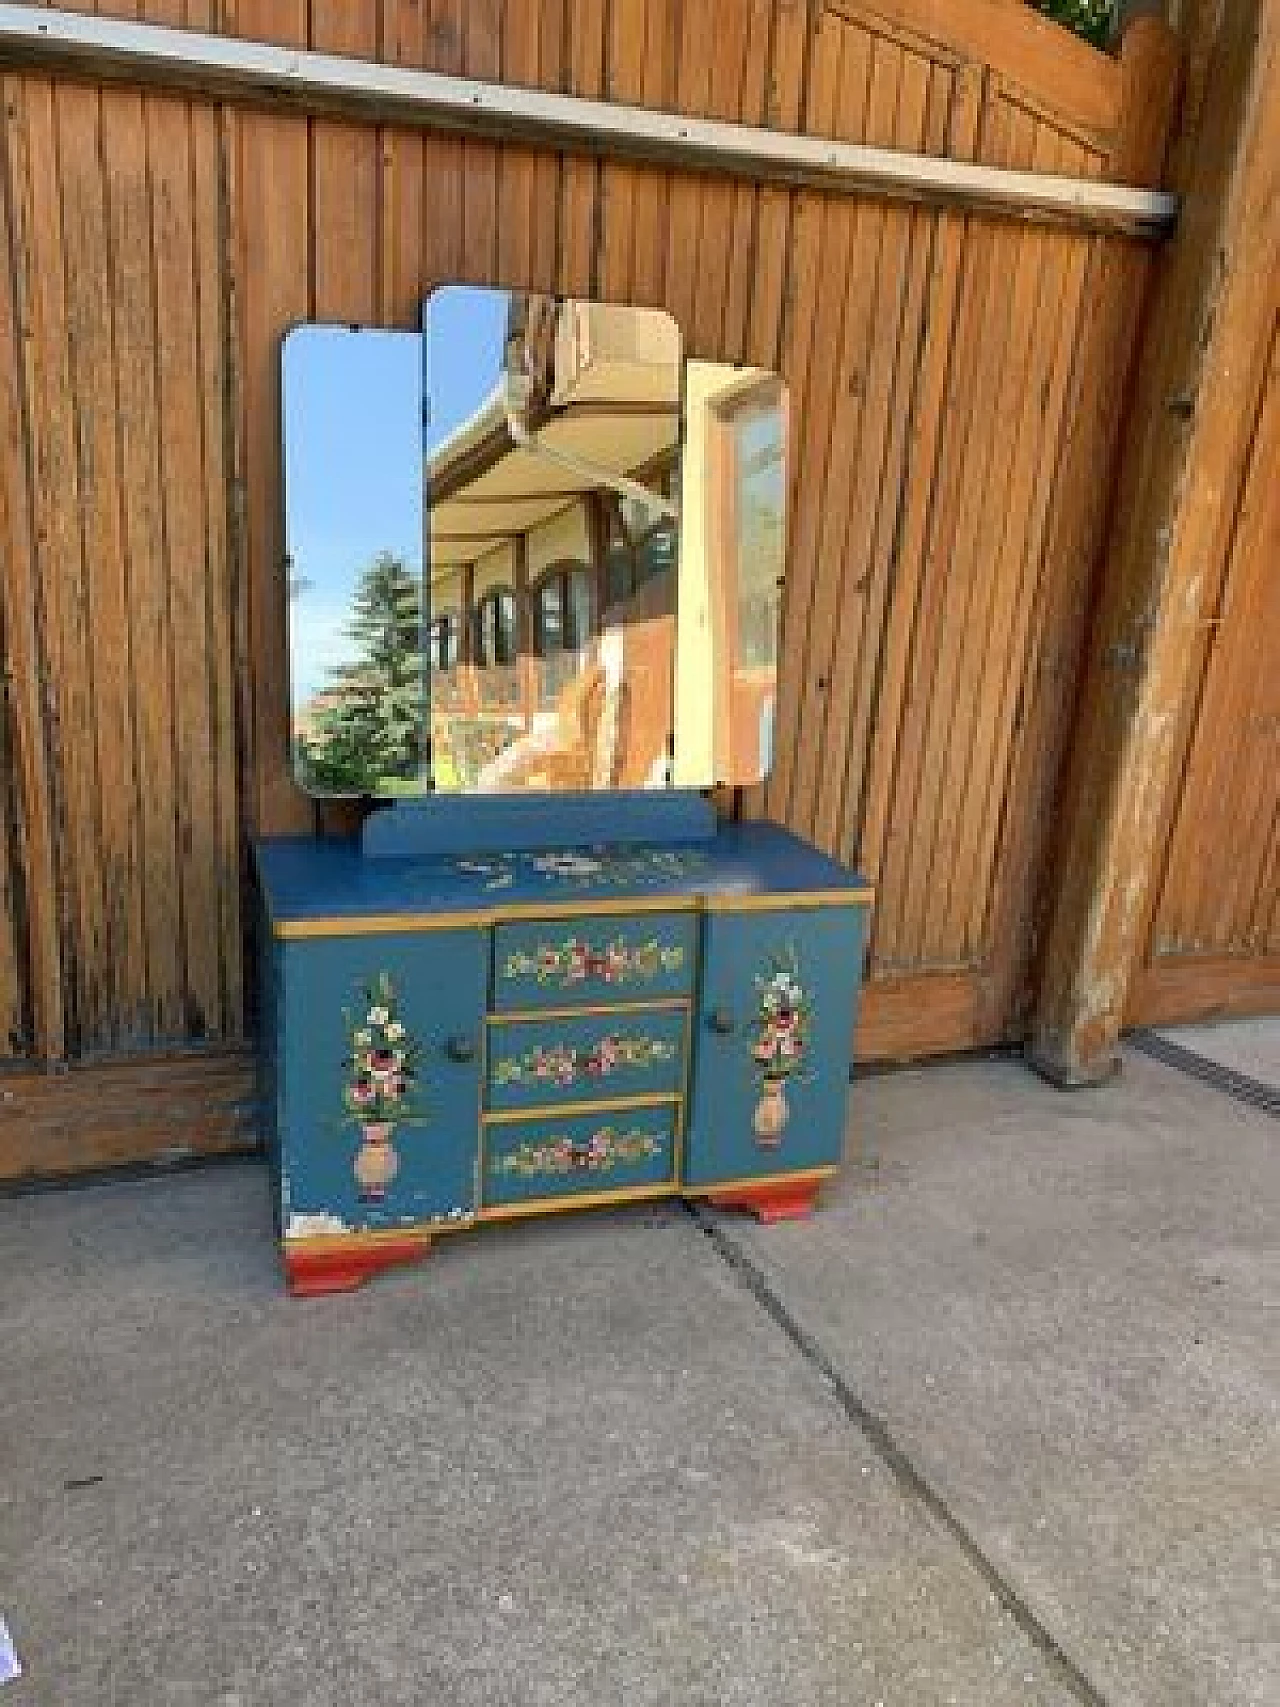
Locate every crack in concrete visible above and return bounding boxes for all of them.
[685,1201,1112,1707]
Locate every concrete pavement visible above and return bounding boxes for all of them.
[1,1024,1276,1705]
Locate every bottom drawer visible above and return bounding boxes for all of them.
[483,1103,677,1208]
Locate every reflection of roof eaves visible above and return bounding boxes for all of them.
[423,380,510,495]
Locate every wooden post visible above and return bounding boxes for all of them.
[1029,0,1279,1084]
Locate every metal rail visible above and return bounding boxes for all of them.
[0,5,1178,239]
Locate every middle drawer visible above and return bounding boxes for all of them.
[485,1004,688,1112]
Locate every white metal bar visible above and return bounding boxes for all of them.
[0,4,1178,239]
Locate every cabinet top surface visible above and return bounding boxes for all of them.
[255,822,871,931]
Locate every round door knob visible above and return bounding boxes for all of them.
[444,1035,476,1064]
[708,1006,735,1035]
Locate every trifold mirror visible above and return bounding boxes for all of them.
[285,290,787,799]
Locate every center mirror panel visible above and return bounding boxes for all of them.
[423,287,683,793]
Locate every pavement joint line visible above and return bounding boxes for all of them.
[684,1201,1112,1707]
[1126,1030,1280,1119]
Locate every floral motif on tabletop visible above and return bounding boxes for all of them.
[493,1032,677,1090]
[493,1127,664,1179]
[342,972,422,1200]
[749,946,812,1147]
[502,934,686,989]
[453,845,708,892]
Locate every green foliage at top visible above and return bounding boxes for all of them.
[1032,0,1115,50]
[295,551,425,795]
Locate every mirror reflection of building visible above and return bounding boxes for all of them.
[424,289,684,794]
[282,294,787,799]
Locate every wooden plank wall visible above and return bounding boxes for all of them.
[0,0,1181,1175]
[1127,312,1280,1028]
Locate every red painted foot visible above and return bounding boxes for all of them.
[706,1178,823,1223]
[284,1233,431,1297]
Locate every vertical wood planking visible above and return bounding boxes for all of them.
[871,69,1000,970]
[1148,326,1280,959]
[719,1,775,363]
[892,97,1031,968]
[496,0,541,294]
[0,87,63,1057]
[235,0,312,838]
[460,0,502,286]
[102,84,184,1038]
[762,9,862,825]
[916,110,1062,965]
[0,2,1198,1074]
[598,0,647,304]
[830,55,948,869]
[688,0,752,358]
[193,85,244,1037]
[738,0,810,824]
[788,33,905,849]
[954,149,1096,969]
[58,77,148,1046]
[854,64,980,948]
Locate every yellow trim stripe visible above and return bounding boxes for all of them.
[283,1166,842,1252]
[270,888,872,939]
[282,1224,460,1254]
[704,889,873,912]
[482,1091,680,1126]
[488,996,690,1025]
[682,1165,839,1197]
[477,1181,676,1222]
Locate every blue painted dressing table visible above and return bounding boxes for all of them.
[256,795,871,1295]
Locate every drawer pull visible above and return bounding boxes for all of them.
[443,1034,476,1064]
[708,1006,736,1036]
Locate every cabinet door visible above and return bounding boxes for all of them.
[279,928,486,1234]
[683,907,866,1187]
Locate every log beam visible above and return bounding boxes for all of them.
[1029,0,1280,1085]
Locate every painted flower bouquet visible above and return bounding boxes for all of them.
[751,947,812,1086]
[342,972,422,1126]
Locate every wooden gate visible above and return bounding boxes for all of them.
[0,0,1181,1174]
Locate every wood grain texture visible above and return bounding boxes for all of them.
[0,1049,258,1184]
[1032,4,1278,1080]
[0,86,61,1059]
[0,0,1194,1168]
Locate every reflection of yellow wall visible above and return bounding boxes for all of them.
[676,362,758,784]
[431,566,465,613]
[472,540,516,600]
[528,504,590,578]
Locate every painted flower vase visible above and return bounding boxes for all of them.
[753,1075,789,1146]
[354,1120,399,1200]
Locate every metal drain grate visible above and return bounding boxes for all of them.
[1127,1030,1280,1120]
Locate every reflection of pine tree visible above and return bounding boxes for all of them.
[295,551,424,793]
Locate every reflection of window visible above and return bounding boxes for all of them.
[729,399,784,669]
[534,564,593,656]
[428,610,461,670]
[472,587,517,666]
[602,464,679,609]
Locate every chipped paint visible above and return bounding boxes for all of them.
[284,1210,353,1240]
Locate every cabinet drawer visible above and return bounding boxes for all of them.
[492,912,696,1011]
[484,1105,676,1208]
[486,1005,687,1112]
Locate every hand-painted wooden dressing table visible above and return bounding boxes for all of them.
[256,796,871,1295]
[266,293,872,1293]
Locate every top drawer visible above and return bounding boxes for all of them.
[493,911,697,1012]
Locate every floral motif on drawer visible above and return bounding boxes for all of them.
[492,1127,665,1179]
[502,933,686,991]
[492,1032,678,1090]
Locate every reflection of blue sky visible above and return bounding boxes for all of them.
[422,286,510,453]
[284,327,422,707]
